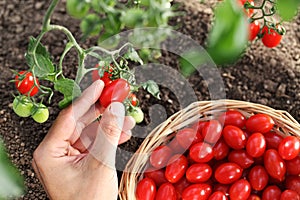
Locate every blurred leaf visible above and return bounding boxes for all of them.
[54,78,82,109]
[0,140,24,199]
[277,0,300,21]
[66,0,90,19]
[121,8,144,28]
[207,0,248,65]
[124,48,144,65]
[179,49,209,77]
[142,80,160,99]
[25,37,55,78]
[80,14,102,40]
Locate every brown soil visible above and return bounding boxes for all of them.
[0,0,299,199]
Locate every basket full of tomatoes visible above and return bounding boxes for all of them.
[119,100,300,200]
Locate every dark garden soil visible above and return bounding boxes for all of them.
[1,0,300,199]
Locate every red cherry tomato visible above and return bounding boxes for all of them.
[280,189,300,200]
[15,71,39,96]
[214,162,243,184]
[155,183,178,200]
[222,125,247,149]
[278,136,300,160]
[129,93,138,106]
[167,137,186,154]
[144,167,168,187]
[219,110,246,128]
[248,165,269,191]
[176,128,199,150]
[186,163,212,183]
[238,0,254,16]
[228,150,254,169]
[182,184,212,200]
[202,120,223,144]
[229,179,251,200]
[189,142,214,163]
[165,154,188,183]
[264,132,284,150]
[246,133,266,158]
[150,145,173,169]
[191,121,207,136]
[249,21,260,41]
[136,177,156,200]
[213,138,230,160]
[92,64,113,85]
[99,79,130,108]
[262,185,281,200]
[261,26,282,48]
[246,113,275,133]
[264,149,286,181]
[248,194,261,200]
[208,191,228,200]
[285,175,300,195]
[285,156,300,175]
[173,177,191,199]
[214,184,230,196]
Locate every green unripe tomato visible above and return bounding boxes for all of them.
[128,107,144,124]
[66,0,90,19]
[32,105,49,123]
[13,96,33,117]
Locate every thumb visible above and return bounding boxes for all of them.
[87,102,125,168]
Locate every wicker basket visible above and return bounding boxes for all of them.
[119,99,300,200]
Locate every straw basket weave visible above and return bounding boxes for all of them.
[119,99,300,200]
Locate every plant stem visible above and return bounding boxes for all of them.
[42,0,60,31]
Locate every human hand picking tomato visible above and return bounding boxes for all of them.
[32,80,136,200]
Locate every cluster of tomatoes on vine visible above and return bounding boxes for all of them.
[239,0,285,48]
[136,110,300,200]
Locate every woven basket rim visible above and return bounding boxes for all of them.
[119,99,300,200]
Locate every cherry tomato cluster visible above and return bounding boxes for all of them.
[92,64,144,123]
[238,0,284,48]
[13,71,49,123]
[136,110,300,200]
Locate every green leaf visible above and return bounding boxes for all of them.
[80,14,102,40]
[25,37,55,78]
[277,0,300,21]
[0,140,24,199]
[207,0,248,65]
[142,80,160,99]
[54,78,82,109]
[124,48,144,65]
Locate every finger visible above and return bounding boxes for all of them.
[118,130,132,144]
[86,102,125,169]
[44,80,104,143]
[72,80,104,121]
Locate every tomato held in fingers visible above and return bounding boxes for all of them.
[278,136,300,160]
[136,177,156,200]
[165,154,188,183]
[186,163,212,183]
[249,21,260,41]
[13,96,33,117]
[182,183,212,200]
[248,165,269,191]
[150,145,172,169]
[229,179,251,200]
[155,183,178,200]
[261,26,282,48]
[214,162,243,184]
[245,113,275,133]
[99,79,130,108]
[92,64,113,85]
[264,149,286,181]
[15,71,39,96]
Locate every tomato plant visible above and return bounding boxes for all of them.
[12,96,34,118]
[32,105,49,124]
[261,26,283,48]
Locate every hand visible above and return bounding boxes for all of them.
[32,80,135,200]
